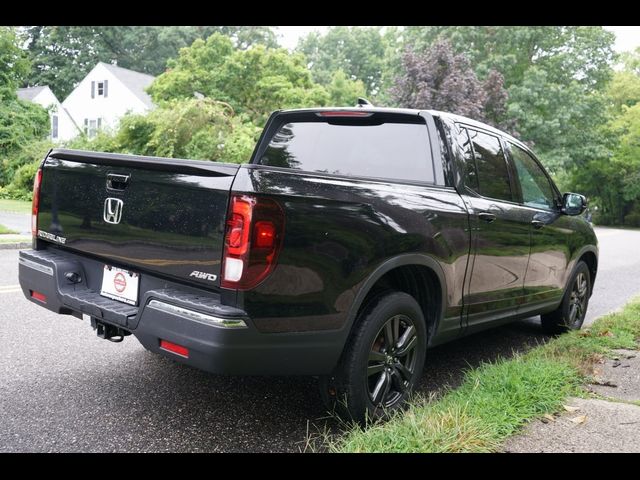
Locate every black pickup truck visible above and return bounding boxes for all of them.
[19,107,598,421]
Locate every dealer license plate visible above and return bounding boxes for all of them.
[100,265,140,306]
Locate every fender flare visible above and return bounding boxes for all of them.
[566,244,599,293]
[340,253,448,344]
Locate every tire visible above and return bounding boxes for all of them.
[541,260,591,335]
[319,291,427,424]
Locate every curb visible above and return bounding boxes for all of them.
[0,242,31,250]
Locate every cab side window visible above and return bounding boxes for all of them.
[508,143,557,210]
[460,127,513,202]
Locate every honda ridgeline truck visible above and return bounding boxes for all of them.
[19,107,598,421]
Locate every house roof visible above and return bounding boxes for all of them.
[17,86,48,102]
[99,62,156,109]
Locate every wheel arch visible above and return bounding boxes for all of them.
[569,245,598,295]
[341,254,448,349]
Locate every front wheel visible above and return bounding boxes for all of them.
[319,291,427,423]
[541,260,591,334]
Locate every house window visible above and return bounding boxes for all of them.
[98,82,104,96]
[51,115,59,140]
[87,119,97,138]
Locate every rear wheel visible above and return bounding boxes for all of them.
[541,260,591,334]
[319,291,427,423]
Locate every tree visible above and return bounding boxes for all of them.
[21,26,279,100]
[0,27,30,98]
[0,27,49,188]
[606,50,640,114]
[148,33,342,124]
[296,26,394,96]
[390,40,511,129]
[327,70,367,106]
[403,26,616,91]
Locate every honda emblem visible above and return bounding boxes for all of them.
[103,198,124,224]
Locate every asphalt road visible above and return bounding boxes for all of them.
[1,227,639,452]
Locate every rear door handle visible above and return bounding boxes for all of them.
[478,212,496,223]
[531,220,545,229]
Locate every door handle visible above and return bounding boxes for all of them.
[531,220,545,229]
[478,212,496,223]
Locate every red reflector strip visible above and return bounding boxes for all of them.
[316,111,373,117]
[160,339,189,358]
[30,290,47,303]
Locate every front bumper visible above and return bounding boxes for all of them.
[18,248,342,375]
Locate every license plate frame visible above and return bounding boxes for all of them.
[100,265,140,306]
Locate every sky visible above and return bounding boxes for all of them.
[604,26,640,53]
[277,26,640,53]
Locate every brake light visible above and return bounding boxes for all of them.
[31,168,43,237]
[221,194,285,290]
[316,111,373,117]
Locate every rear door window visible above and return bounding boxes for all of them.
[467,128,513,202]
[258,119,436,183]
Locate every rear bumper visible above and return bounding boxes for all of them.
[18,248,343,375]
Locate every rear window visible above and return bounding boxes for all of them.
[258,120,435,183]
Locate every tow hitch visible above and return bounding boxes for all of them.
[90,317,131,343]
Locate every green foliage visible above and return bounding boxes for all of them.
[0,27,31,98]
[66,98,260,165]
[146,34,235,103]
[327,70,367,106]
[606,51,640,115]
[403,26,616,91]
[0,139,53,200]
[149,35,335,124]
[0,98,49,182]
[0,27,50,196]
[296,26,394,97]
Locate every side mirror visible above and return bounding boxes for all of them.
[562,193,587,216]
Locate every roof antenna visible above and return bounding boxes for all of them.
[356,97,373,108]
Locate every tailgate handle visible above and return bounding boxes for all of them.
[107,173,130,191]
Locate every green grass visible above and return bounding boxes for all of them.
[326,298,640,453]
[0,224,19,234]
[0,198,31,214]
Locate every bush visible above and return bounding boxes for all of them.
[64,98,261,164]
[0,99,50,186]
[624,203,640,227]
[0,139,53,200]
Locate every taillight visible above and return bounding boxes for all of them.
[31,168,43,238]
[221,194,285,290]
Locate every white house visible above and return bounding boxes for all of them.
[62,62,156,138]
[17,86,80,142]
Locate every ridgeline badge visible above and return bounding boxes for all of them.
[38,230,67,244]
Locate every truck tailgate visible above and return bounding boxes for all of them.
[36,149,239,289]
